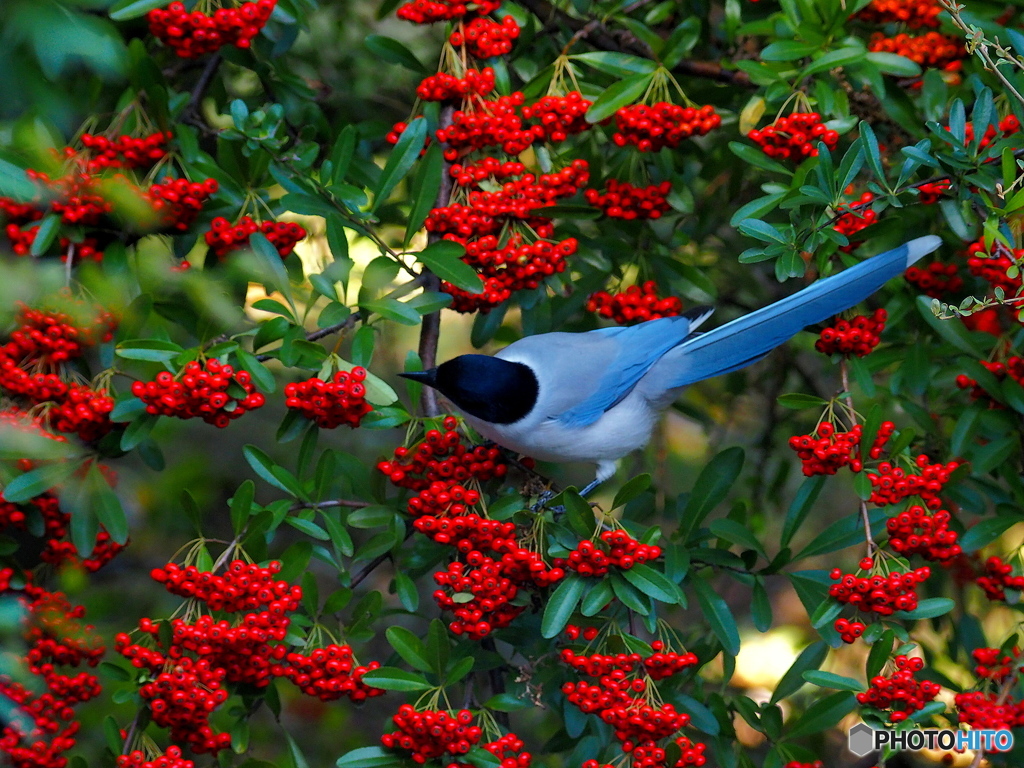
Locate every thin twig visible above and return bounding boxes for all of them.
[418,105,456,417]
[289,498,371,512]
[186,54,222,118]
[840,359,876,557]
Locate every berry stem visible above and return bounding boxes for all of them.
[840,358,877,557]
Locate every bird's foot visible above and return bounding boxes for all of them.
[530,489,557,513]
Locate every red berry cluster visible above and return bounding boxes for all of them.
[204,215,306,259]
[965,236,1023,295]
[904,261,962,298]
[49,382,117,443]
[560,639,697,681]
[868,32,965,71]
[975,556,1024,602]
[450,158,525,187]
[788,423,865,476]
[973,647,1020,682]
[521,91,593,142]
[955,691,1024,736]
[886,506,961,564]
[147,177,220,232]
[130,359,265,428]
[747,113,839,163]
[857,655,941,722]
[479,732,532,768]
[815,309,887,357]
[866,455,959,509]
[0,576,105,768]
[834,617,867,643]
[585,180,672,220]
[377,417,507,491]
[272,644,385,702]
[381,706,481,764]
[450,16,520,59]
[555,530,662,576]
[958,357,1024,407]
[829,563,931,616]
[79,131,171,173]
[586,281,683,325]
[416,68,495,102]
[832,193,877,252]
[117,747,194,768]
[855,0,941,29]
[147,0,276,58]
[60,235,105,265]
[396,0,497,23]
[784,762,824,768]
[915,179,951,205]
[964,114,1021,149]
[5,301,117,366]
[117,561,299,753]
[613,103,720,152]
[284,368,372,428]
[433,94,536,160]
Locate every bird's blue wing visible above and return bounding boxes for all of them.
[556,309,712,428]
[656,235,942,388]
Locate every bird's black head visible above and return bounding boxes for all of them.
[399,355,539,424]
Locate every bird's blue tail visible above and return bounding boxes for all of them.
[664,235,942,388]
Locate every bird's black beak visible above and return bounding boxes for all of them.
[399,369,438,388]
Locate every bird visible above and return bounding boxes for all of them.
[400,235,942,497]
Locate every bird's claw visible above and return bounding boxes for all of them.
[530,489,557,513]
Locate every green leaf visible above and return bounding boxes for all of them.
[115,339,183,362]
[760,40,819,61]
[373,118,428,212]
[250,232,292,299]
[729,192,788,227]
[777,392,828,409]
[571,52,658,78]
[770,641,829,704]
[859,121,886,186]
[416,240,483,293]
[563,489,596,539]
[336,747,401,768]
[679,446,745,540]
[284,516,330,540]
[580,578,615,616]
[738,218,788,244]
[360,666,433,691]
[915,296,984,356]
[362,298,422,325]
[485,693,532,712]
[692,574,740,655]
[865,52,921,77]
[385,627,434,673]
[235,348,276,393]
[612,474,651,509]
[426,619,449,675]
[3,461,78,503]
[898,597,954,620]
[586,73,654,124]
[803,670,863,692]
[541,575,586,638]
[709,518,765,558]
[30,214,61,257]
[621,564,678,604]
[752,578,772,632]
[960,515,1019,552]
[89,465,128,545]
[109,0,168,20]
[729,141,794,176]
[243,444,293,495]
[364,35,428,73]
[405,143,444,244]
[786,692,858,738]
[230,480,255,535]
[801,46,864,78]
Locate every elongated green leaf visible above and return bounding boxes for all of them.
[586,73,654,124]
[692,574,740,655]
[541,575,586,638]
[109,0,168,20]
[336,747,401,768]
[770,641,828,704]
[803,670,863,692]
[729,142,793,175]
[365,35,428,73]
[361,666,433,691]
[373,118,428,212]
[801,47,864,78]
[787,692,857,738]
[235,348,276,393]
[571,52,658,77]
[622,564,678,604]
[386,627,434,672]
[243,444,292,494]
[679,447,745,540]
[416,241,483,293]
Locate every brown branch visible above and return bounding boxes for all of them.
[515,0,753,88]
[186,53,222,119]
[418,105,456,417]
[254,314,358,362]
[349,530,415,588]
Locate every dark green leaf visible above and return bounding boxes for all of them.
[360,666,433,691]
[679,446,745,540]
[373,118,428,212]
[586,73,654,123]
[541,575,586,638]
[621,564,678,604]
[416,240,483,293]
[692,574,740,655]
[770,641,828,704]
[385,627,434,672]
[365,35,427,73]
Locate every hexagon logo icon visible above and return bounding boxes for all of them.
[848,722,875,757]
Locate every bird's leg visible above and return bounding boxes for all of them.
[530,489,558,512]
[578,477,603,498]
[578,460,618,499]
